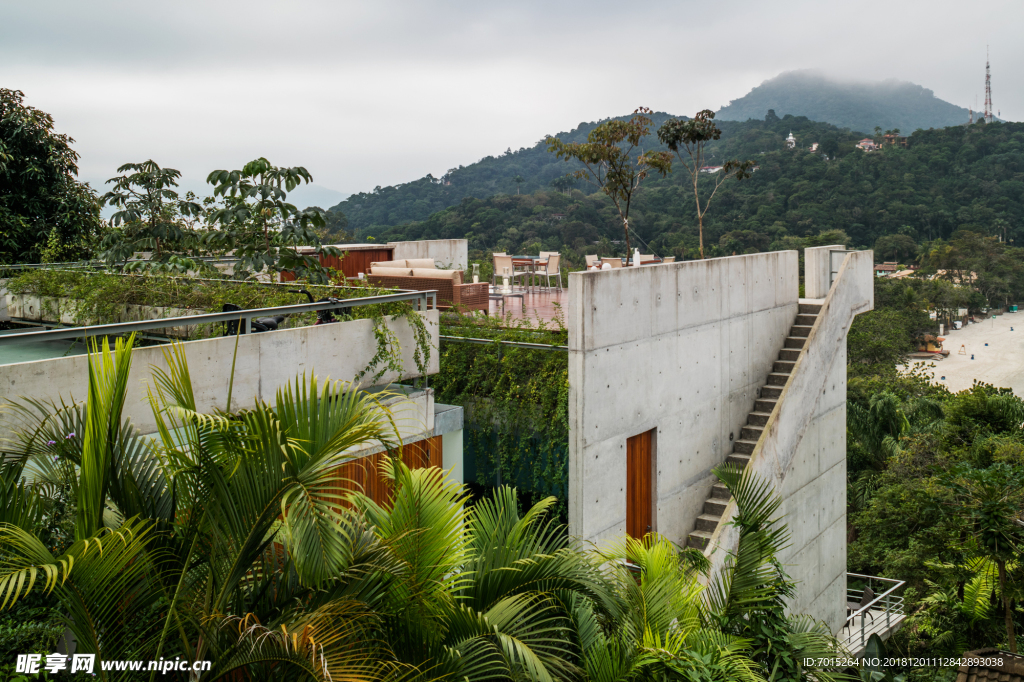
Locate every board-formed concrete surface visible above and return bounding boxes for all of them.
[911,312,1024,396]
[567,251,799,546]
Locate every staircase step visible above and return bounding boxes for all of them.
[726,452,751,466]
[795,314,818,326]
[799,303,822,314]
[773,360,796,373]
[748,410,773,426]
[790,325,814,338]
[704,497,728,515]
[711,483,731,499]
[760,385,783,399]
[687,530,713,550]
[740,425,763,441]
[733,438,758,454]
[779,348,801,361]
[784,336,806,349]
[754,398,777,413]
[695,513,721,532]
[766,372,790,386]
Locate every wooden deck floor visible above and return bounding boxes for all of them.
[840,610,907,656]
[487,287,567,328]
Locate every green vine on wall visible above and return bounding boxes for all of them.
[3,269,432,386]
[434,311,569,517]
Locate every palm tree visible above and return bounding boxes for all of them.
[513,175,524,195]
[0,338,853,680]
[1,336,402,680]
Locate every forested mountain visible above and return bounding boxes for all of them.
[369,118,1024,270]
[329,112,678,233]
[717,70,971,134]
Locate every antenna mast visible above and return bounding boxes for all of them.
[984,46,993,123]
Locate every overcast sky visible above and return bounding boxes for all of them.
[4,0,1021,208]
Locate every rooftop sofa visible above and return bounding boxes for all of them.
[367,259,488,313]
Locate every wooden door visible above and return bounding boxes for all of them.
[626,429,654,540]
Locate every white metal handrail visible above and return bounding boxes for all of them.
[842,573,906,649]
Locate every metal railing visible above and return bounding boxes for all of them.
[841,572,906,650]
[0,290,437,346]
[439,335,568,351]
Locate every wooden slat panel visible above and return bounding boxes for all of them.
[278,248,394,282]
[626,430,653,540]
[323,436,443,509]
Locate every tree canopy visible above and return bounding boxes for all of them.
[0,89,102,263]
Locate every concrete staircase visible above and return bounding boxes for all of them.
[686,302,823,551]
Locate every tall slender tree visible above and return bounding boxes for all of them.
[657,110,754,259]
[546,107,671,264]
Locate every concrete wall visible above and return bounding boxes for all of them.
[0,311,439,437]
[702,249,874,634]
[567,251,799,546]
[804,244,845,299]
[390,240,468,270]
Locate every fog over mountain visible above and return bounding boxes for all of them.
[717,70,973,134]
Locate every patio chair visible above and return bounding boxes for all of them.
[529,253,562,290]
[846,586,876,623]
[493,254,527,290]
[585,255,600,268]
[662,256,676,263]
[601,257,623,269]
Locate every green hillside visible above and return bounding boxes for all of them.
[717,70,971,134]
[330,112,678,233]
[371,117,1024,274]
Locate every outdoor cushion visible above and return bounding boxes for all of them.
[406,259,436,269]
[370,260,406,268]
[370,266,413,277]
[411,267,456,279]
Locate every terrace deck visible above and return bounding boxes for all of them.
[487,287,566,328]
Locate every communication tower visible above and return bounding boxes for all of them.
[984,46,993,123]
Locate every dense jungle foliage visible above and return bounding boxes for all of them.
[0,338,852,681]
[717,70,971,134]
[356,119,1024,269]
[845,277,1024,674]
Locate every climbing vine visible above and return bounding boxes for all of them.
[3,269,432,384]
[434,310,569,518]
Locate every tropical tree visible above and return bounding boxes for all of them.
[204,158,341,283]
[939,463,1024,653]
[546,107,672,264]
[512,174,524,195]
[656,110,755,259]
[0,88,102,264]
[0,337,403,680]
[98,161,205,270]
[0,339,854,680]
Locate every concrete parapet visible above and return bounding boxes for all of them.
[0,310,438,436]
[390,239,468,270]
[804,244,845,299]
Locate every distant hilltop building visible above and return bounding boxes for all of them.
[786,131,796,149]
[809,142,819,152]
[883,133,907,148]
[699,165,724,173]
[856,138,877,151]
